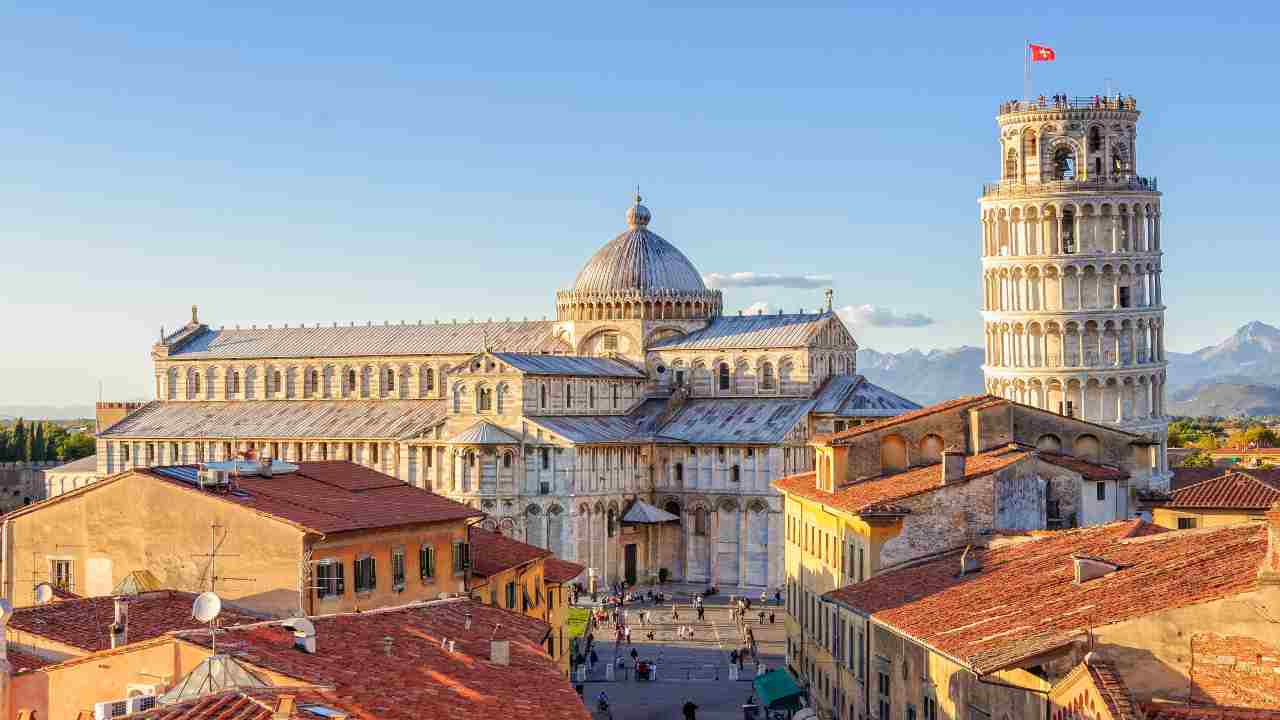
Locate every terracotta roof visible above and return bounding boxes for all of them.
[1085,660,1141,720]
[124,688,347,720]
[140,462,484,533]
[1167,471,1280,511]
[1039,453,1130,481]
[179,599,588,720]
[8,590,263,654]
[1144,704,1280,720]
[469,528,551,578]
[772,446,1033,515]
[4,646,57,672]
[1172,467,1280,491]
[543,558,586,584]
[826,520,1264,674]
[827,395,999,444]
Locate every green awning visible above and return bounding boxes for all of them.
[565,608,591,639]
[753,668,805,711]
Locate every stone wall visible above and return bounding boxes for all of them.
[0,461,57,512]
[1189,632,1280,709]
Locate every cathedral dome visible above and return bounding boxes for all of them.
[571,197,708,296]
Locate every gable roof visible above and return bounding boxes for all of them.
[1167,471,1280,511]
[826,520,1263,675]
[134,462,484,534]
[1039,452,1130,481]
[449,421,523,445]
[543,558,586,584]
[469,528,551,578]
[177,599,589,720]
[812,375,921,417]
[46,454,99,474]
[828,395,999,444]
[98,399,448,440]
[8,590,263,654]
[648,312,836,350]
[490,352,645,378]
[773,445,1034,516]
[166,320,562,360]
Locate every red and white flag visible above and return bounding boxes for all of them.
[1029,44,1056,62]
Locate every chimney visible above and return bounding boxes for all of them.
[286,618,317,654]
[941,450,966,485]
[490,639,511,666]
[1072,555,1120,584]
[1260,501,1280,586]
[110,596,129,648]
[958,546,981,576]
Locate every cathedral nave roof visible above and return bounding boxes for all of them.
[98,399,448,440]
[648,311,836,351]
[490,352,645,378]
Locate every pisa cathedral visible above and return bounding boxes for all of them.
[93,197,918,590]
[980,96,1170,484]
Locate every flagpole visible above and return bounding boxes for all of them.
[1023,39,1030,103]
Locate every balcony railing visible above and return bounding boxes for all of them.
[999,96,1138,115]
[982,175,1158,198]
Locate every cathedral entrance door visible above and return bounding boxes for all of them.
[624,543,638,586]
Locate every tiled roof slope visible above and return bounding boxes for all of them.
[1086,660,1142,720]
[491,353,645,378]
[543,558,587,584]
[8,591,263,654]
[1172,468,1280,492]
[125,688,346,720]
[180,599,589,720]
[1144,705,1280,720]
[98,400,447,440]
[828,395,999,444]
[772,446,1033,515]
[812,375,921,417]
[826,520,1263,674]
[656,397,814,444]
[648,312,832,350]
[1039,452,1130,481]
[167,320,561,360]
[469,528,551,578]
[141,462,484,534]
[1168,471,1280,510]
[5,647,56,672]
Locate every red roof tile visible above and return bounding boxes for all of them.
[4,646,56,672]
[773,446,1033,515]
[826,520,1263,674]
[469,528,551,578]
[1039,453,1130,481]
[1168,471,1280,511]
[1172,467,1280,492]
[8,590,263,654]
[543,558,586,584]
[124,688,347,720]
[828,396,998,444]
[1144,704,1280,720]
[1084,661,1141,720]
[139,462,484,534]
[179,599,588,720]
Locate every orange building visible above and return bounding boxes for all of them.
[0,461,483,616]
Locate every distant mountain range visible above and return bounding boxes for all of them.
[860,321,1280,417]
[0,405,96,421]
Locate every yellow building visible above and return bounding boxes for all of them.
[0,460,483,617]
[1151,470,1279,529]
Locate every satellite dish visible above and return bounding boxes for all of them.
[0,598,13,626]
[33,582,55,605]
[192,591,223,623]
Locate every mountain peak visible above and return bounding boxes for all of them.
[1236,320,1280,340]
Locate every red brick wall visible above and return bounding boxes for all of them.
[1191,632,1280,709]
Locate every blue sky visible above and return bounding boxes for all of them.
[2,3,1277,406]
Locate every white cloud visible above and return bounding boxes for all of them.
[703,272,832,289]
[837,304,934,328]
[742,301,772,315]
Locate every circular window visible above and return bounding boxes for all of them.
[656,365,666,374]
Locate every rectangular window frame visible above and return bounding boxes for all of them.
[420,544,437,581]
[315,559,345,599]
[392,547,406,591]
[354,555,377,594]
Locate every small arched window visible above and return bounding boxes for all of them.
[347,369,357,391]
[566,383,574,407]
[477,385,492,412]
[612,385,619,409]
[1053,147,1075,181]
[760,362,775,390]
[230,371,241,394]
[193,373,202,395]
[385,368,395,391]
[694,508,707,536]
[1088,126,1102,152]
[1004,148,1018,179]
[718,363,731,391]
[502,452,512,469]
[307,370,318,394]
[272,371,282,393]
[423,368,435,392]
[540,383,548,410]
[588,386,596,409]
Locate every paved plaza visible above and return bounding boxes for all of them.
[576,586,790,720]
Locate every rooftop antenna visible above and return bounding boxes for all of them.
[190,523,253,595]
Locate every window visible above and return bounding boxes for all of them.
[478,386,492,411]
[502,452,512,469]
[718,363,731,391]
[878,668,891,720]
[1004,147,1018,179]
[601,334,618,352]
[1119,286,1131,308]
[385,368,395,391]
[354,556,376,593]
[566,384,573,407]
[588,386,596,409]
[50,559,73,592]
[1065,400,1075,417]
[761,362,775,390]
[372,444,380,464]
[1053,147,1075,181]
[505,581,517,609]
[452,541,470,572]
[1096,481,1107,502]
[346,369,357,392]
[315,560,344,598]
[420,545,436,580]
[857,629,866,683]
[272,371,282,393]
[612,386,619,409]
[540,383,547,409]
[1178,517,1198,530]
[730,464,740,482]
[674,369,686,387]
[674,463,684,484]
[308,370,319,395]
[392,548,406,590]
[540,447,550,470]
[423,368,435,392]
[193,373,202,395]
[694,508,706,536]
[229,371,241,394]
[123,444,131,463]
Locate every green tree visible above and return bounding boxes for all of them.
[11,419,26,461]
[30,421,45,461]
[1226,424,1279,448]
[0,430,9,462]
[56,433,95,461]
[1191,435,1220,451]
[1180,450,1216,468]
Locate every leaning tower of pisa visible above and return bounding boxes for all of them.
[979,95,1169,483]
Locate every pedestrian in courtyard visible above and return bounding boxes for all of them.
[696,604,705,622]
[774,588,781,605]
[769,611,776,625]
[589,648,598,671]
[672,603,680,621]
[625,625,632,644]
[683,700,699,720]
[758,609,766,625]
[730,649,739,665]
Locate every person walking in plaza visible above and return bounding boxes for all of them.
[625,625,632,644]
[683,700,699,720]
[672,602,680,621]
[696,603,705,622]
